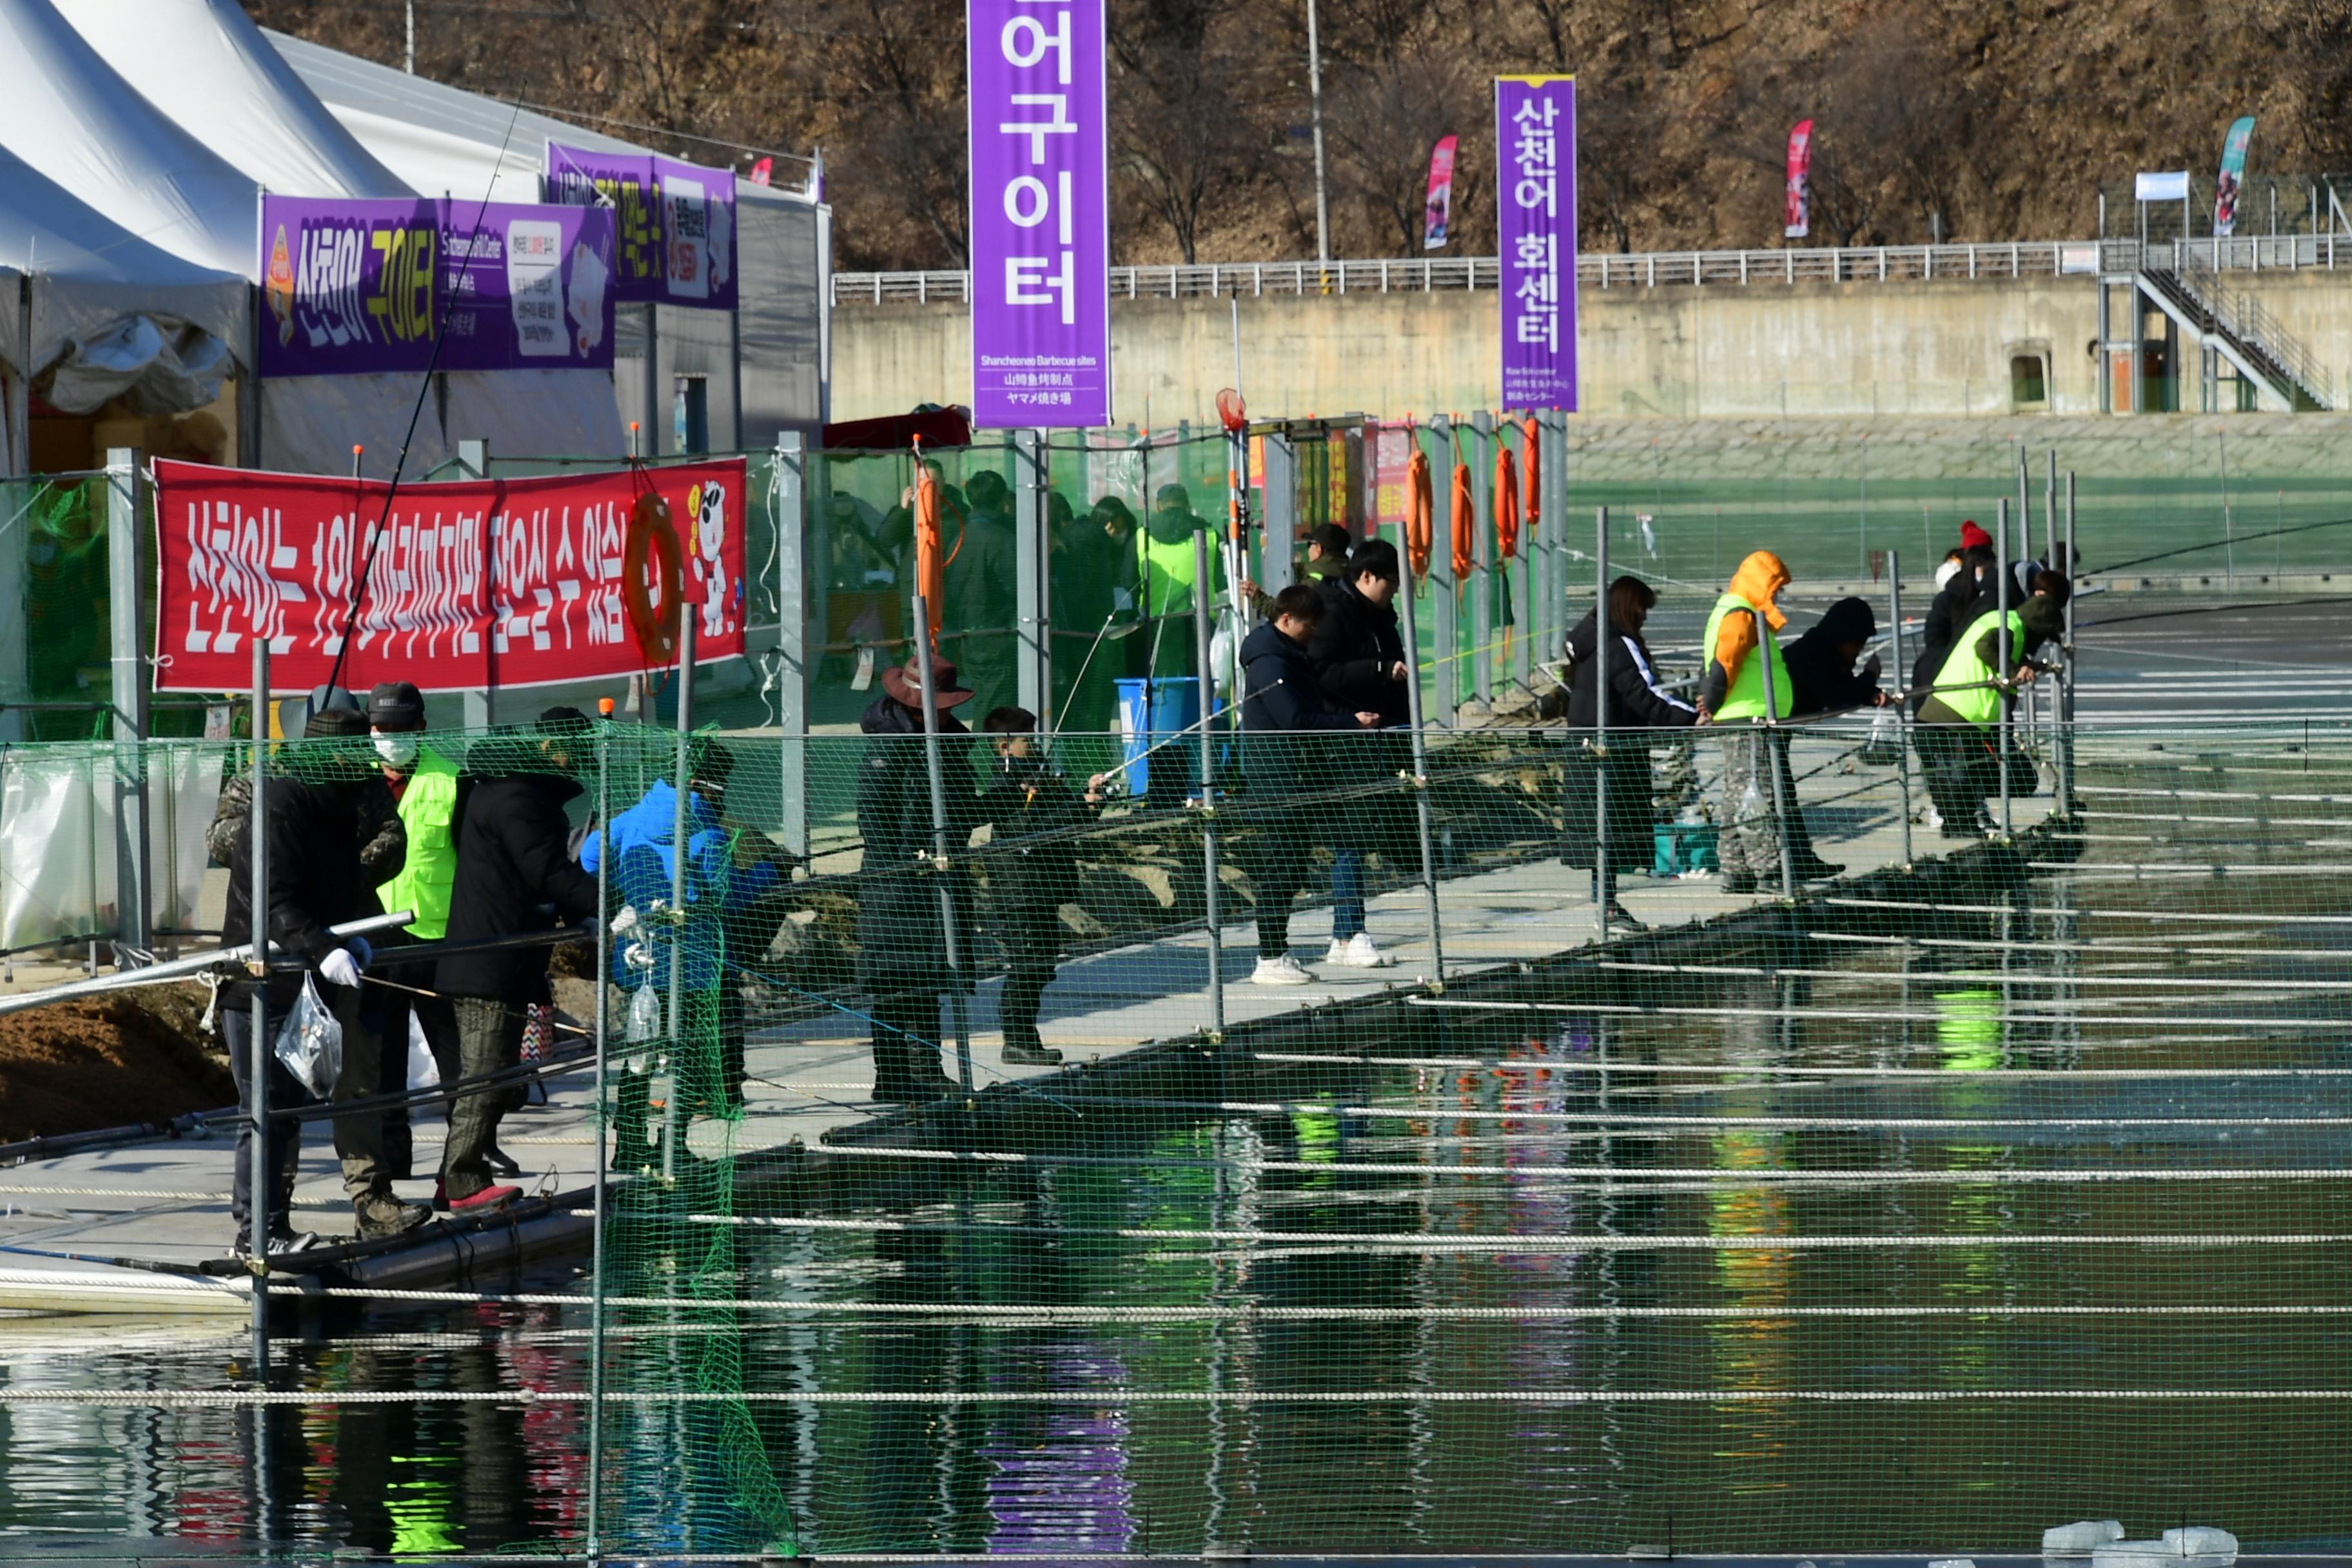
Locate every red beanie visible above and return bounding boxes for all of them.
[1959,520,1992,551]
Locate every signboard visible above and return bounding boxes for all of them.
[1783,119,1813,239]
[259,197,616,378]
[1422,134,1458,250]
[542,144,739,308]
[967,0,1113,428]
[1496,75,1578,412]
[2214,116,2255,237]
[2135,170,2191,203]
[1371,424,1415,525]
[152,458,747,692]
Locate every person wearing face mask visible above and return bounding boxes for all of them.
[434,710,603,1212]
[220,705,427,1250]
[364,681,476,1188]
[206,685,403,886]
[1306,536,1409,967]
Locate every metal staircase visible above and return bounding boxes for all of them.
[2137,252,2334,410]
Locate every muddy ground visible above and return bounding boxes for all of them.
[0,985,232,1144]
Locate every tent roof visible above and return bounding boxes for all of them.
[0,142,248,376]
[268,28,652,207]
[54,0,411,201]
[0,0,259,278]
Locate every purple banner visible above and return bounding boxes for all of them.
[1496,76,1578,412]
[967,0,1112,429]
[259,196,616,378]
[542,144,738,309]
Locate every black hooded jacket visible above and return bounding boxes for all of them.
[1784,596,1882,716]
[222,773,392,1011]
[436,760,600,1003]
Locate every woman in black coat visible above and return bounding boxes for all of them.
[1560,576,1698,930]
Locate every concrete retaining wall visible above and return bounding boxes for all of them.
[832,269,2352,427]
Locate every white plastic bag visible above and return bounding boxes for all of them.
[406,1010,441,1092]
[627,983,662,1043]
[273,974,343,1099]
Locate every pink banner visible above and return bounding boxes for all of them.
[153,458,749,692]
[1784,119,1813,239]
[1422,134,1458,250]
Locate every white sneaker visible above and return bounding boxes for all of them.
[1251,953,1313,986]
[1329,932,1393,968]
[1923,806,1945,830]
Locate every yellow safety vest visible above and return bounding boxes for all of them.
[1932,609,2023,727]
[376,747,461,940]
[1701,592,1792,721]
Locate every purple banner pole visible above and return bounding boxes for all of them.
[259,195,617,378]
[543,142,739,309]
[1496,75,1578,412]
[967,0,1112,429]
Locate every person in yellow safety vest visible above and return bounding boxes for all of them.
[1696,551,1841,894]
[365,681,484,1192]
[1132,482,1222,677]
[1917,585,2065,839]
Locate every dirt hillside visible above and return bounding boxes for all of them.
[0,988,233,1144]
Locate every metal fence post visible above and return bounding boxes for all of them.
[1996,496,2014,840]
[1755,608,1797,897]
[585,721,611,1558]
[456,439,493,730]
[1888,551,1915,867]
[1394,565,1446,986]
[911,596,974,1092]
[1014,429,1051,720]
[1509,418,1533,694]
[1539,411,1569,677]
[1471,411,1493,703]
[773,432,810,859]
[2062,472,2078,817]
[106,448,148,956]
[1191,530,1225,1042]
[246,636,270,1366]
[1591,507,1609,938]
[1428,419,1457,725]
[663,614,696,1179]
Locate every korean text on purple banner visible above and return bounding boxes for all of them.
[542,143,738,309]
[966,0,1113,428]
[1495,75,1578,412]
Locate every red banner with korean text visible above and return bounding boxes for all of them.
[152,458,749,692]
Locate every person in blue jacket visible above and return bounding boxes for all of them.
[583,738,789,1164]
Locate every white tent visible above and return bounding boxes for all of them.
[0,144,245,462]
[9,0,625,478]
[0,0,259,279]
[52,0,412,201]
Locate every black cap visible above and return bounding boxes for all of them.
[536,705,592,736]
[368,681,426,730]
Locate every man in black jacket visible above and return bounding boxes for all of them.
[220,706,426,1251]
[1239,585,1380,985]
[1785,597,1886,717]
[1307,537,1410,967]
[434,709,602,1211]
[856,653,986,1102]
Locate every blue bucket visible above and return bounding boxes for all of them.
[1114,676,1201,799]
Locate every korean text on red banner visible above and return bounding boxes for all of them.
[153,458,749,694]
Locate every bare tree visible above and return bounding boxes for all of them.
[1108,0,1266,262]
[1322,55,1475,253]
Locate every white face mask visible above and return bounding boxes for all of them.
[373,732,420,767]
[1934,559,1962,591]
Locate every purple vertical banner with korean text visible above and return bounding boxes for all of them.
[1496,76,1577,413]
[258,195,616,377]
[968,0,1112,429]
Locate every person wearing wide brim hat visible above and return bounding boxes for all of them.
[856,646,986,1102]
[878,652,977,711]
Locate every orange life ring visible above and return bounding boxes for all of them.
[623,489,685,664]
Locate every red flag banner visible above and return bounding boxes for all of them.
[1784,119,1814,239]
[152,457,749,693]
[1422,133,1458,250]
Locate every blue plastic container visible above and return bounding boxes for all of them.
[1114,676,1201,799]
[1652,821,1720,876]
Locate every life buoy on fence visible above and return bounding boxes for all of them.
[623,488,685,664]
[1403,440,1433,581]
[1493,437,1521,562]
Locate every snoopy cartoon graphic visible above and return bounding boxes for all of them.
[690,478,731,640]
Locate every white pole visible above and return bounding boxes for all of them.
[1305,0,1331,266]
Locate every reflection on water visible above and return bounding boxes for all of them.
[7,869,2352,1556]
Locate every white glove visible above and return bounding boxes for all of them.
[318,946,362,988]
[611,903,640,936]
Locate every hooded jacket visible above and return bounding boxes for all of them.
[1308,576,1409,725]
[437,761,601,1003]
[1784,596,1881,716]
[1565,609,1700,730]
[1699,551,1792,716]
[850,694,983,990]
[221,772,391,1010]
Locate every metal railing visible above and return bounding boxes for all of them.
[2170,249,2336,408]
[834,235,2352,306]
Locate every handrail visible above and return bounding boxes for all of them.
[834,233,2351,306]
